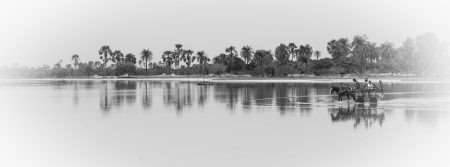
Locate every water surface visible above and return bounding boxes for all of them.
[1,80,449,167]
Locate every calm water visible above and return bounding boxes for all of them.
[1,80,450,167]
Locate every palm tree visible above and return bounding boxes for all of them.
[288,43,297,61]
[195,51,210,75]
[225,46,237,68]
[298,44,313,73]
[351,35,370,76]
[71,54,80,77]
[173,44,183,69]
[98,45,112,76]
[140,49,153,74]
[125,53,137,64]
[379,42,396,61]
[113,50,124,63]
[314,51,321,60]
[181,49,195,67]
[367,42,378,63]
[240,45,254,65]
[303,44,313,73]
[162,50,174,68]
[225,46,237,57]
[138,60,143,68]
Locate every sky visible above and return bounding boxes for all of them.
[1,0,450,67]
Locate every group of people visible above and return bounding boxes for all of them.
[352,78,381,90]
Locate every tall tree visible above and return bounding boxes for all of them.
[298,44,313,73]
[314,51,321,60]
[327,38,351,60]
[173,44,183,69]
[397,38,416,72]
[275,43,289,65]
[252,50,273,67]
[181,49,195,67]
[125,53,137,64]
[71,54,80,77]
[140,49,153,74]
[351,35,371,75]
[240,45,254,65]
[113,50,124,63]
[98,45,112,76]
[162,50,174,68]
[287,43,297,61]
[379,42,396,61]
[195,51,210,74]
[366,42,379,63]
[225,46,238,65]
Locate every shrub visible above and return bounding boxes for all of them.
[114,62,136,76]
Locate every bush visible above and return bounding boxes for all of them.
[114,62,136,75]
[333,57,358,74]
[275,63,297,76]
[208,64,226,76]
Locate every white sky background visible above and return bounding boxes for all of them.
[1,0,449,67]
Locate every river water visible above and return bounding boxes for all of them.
[1,80,450,167]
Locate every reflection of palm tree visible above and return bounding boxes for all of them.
[142,82,151,109]
[242,84,252,112]
[73,82,79,107]
[198,85,207,106]
[100,81,111,113]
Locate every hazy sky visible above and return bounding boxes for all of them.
[1,0,449,66]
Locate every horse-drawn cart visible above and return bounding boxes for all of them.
[352,88,383,103]
[330,82,383,103]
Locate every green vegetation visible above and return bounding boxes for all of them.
[1,33,449,78]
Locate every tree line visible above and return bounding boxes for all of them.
[1,33,448,78]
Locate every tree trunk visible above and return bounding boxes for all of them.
[306,61,308,74]
[145,60,148,75]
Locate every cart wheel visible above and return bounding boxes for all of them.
[356,97,364,103]
[370,97,377,103]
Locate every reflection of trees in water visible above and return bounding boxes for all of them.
[197,85,209,106]
[163,82,193,115]
[212,83,321,116]
[113,81,137,106]
[141,81,152,109]
[99,82,111,113]
[330,104,385,128]
[241,84,252,111]
[214,84,240,110]
[99,81,138,112]
[73,82,79,107]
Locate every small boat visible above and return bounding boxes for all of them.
[197,77,213,85]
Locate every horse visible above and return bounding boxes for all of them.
[330,86,357,102]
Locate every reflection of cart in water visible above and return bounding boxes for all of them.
[330,104,385,128]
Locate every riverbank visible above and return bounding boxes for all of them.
[1,74,450,83]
